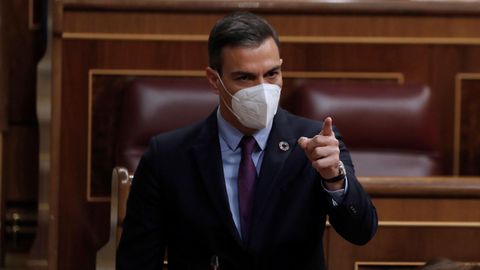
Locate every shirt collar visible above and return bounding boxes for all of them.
[217,108,272,151]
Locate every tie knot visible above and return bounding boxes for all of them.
[240,136,257,155]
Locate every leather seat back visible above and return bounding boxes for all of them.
[291,81,444,176]
[116,77,218,172]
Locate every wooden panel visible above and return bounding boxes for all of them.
[89,75,131,199]
[326,177,480,270]
[459,77,480,175]
[57,39,209,269]
[61,0,480,15]
[375,198,480,222]
[62,12,480,40]
[62,11,220,35]
[64,38,480,180]
[327,226,480,270]
[360,177,480,198]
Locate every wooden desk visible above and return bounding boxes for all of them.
[325,177,480,270]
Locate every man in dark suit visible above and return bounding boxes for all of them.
[117,11,377,270]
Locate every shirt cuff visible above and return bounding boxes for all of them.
[321,176,348,206]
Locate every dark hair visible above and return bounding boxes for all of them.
[208,11,280,74]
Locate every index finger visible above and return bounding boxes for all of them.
[320,117,333,136]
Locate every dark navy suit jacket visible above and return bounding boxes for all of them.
[117,108,377,270]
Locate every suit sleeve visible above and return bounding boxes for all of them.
[116,138,166,269]
[325,128,378,245]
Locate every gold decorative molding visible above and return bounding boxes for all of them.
[453,73,480,175]
[89,69,403,81]
[86,69,403,202]
[60,0,480,14]
[90,69,205,77]
[327,220,480,228]
[283,71,404,83]
[63,32,480,45]
[282,36,480,45]
[355,261,424,270]
[63,33,207,41]
[355,260,480,270]
[359,176,480,198]
[379,221,480,228]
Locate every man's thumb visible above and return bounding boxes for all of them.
[297,136,309,149]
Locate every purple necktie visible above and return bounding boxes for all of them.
[238,136,257,241]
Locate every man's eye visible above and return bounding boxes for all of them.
[236,75,250,81]
[267,71,279,78]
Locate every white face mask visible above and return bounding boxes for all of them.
[216,73,281,130]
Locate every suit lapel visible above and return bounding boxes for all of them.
[191,110,243,245]
[252,109,297,228]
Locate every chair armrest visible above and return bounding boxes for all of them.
[96,166,132,270]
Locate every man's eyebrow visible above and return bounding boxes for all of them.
[230,71,255,77]
[265,65,281,75]
[230,66,282,77]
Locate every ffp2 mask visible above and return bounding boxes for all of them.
[217,74,281,130]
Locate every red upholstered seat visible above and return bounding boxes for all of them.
[290,81,445,177]
[116,77,218,172]
[111,77,217,246]
[98,77,218,268]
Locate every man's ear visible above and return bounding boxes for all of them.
[205,67,220,95]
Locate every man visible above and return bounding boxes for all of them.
[117,11,377,270]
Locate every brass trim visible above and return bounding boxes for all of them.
[89,69,403,81]
[453,73,480,175]
[90,69,205,77]
[63,33,206,41]
[28,0,40,30]
[355,261,480,270]
[327,220,480,228]
[283,71,404,83]
[355,261,424,270]
[379,221,480,228]
[86,69,403,202]
[62,32,480,45]
[87,70,110,203]
[282,36,480,45]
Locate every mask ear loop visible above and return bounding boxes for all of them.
[215,72,243,121]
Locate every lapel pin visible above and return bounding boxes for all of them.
[278,141,290,152]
